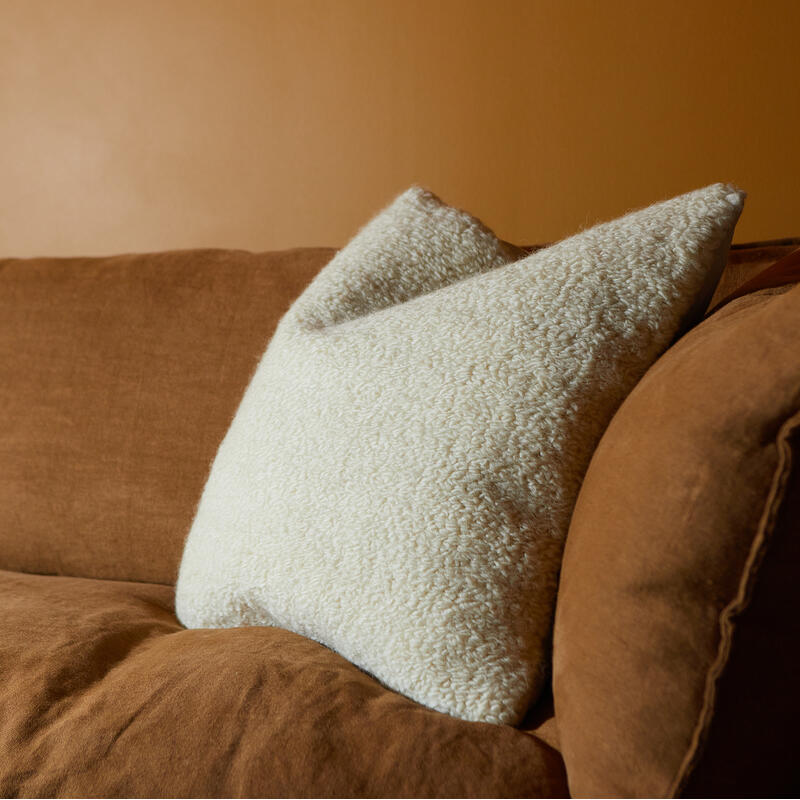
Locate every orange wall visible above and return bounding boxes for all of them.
[1,0,798,257]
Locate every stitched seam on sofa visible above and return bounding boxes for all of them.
[668,409,800,798]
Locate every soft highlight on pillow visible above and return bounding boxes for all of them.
[176,184,744,724]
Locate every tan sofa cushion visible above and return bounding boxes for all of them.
[0,569,567,798]
[552,281,800,797]
[0,247,332,585]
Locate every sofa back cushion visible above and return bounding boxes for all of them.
[0,240,795,587]
[0,247,332,584]
[552,278,800,796]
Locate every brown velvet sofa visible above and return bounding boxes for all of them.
[1,239,799,798]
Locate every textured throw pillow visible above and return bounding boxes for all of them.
[177,184,743,724]
[552,278,800,796]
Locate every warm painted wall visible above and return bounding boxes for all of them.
[1,0,798,257]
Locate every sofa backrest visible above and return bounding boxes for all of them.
[0,247,333,585]
[0,241,796,586]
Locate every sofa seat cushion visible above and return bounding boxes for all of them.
[0,570,567,798]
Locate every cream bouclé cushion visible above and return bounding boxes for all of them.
[176,184,744,724]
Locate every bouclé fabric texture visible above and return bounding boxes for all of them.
[176,184,744,724]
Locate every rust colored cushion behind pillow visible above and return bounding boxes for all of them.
[553,282,800,797]
[0,247,331,585]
